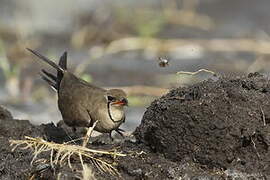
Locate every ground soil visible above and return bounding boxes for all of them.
[0,73,270,179]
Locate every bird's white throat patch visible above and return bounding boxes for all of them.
[109,106,124,121]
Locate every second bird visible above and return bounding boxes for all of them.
[27,48,128,138]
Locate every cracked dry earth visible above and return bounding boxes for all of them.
[0,73,270,179]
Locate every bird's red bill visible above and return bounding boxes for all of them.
[112,100,126,105]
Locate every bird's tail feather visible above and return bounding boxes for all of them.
[39,72,57,91]
[57,51,67,89]
[27,48,64,72]
[27,48,67,91]
[41,69,57,81]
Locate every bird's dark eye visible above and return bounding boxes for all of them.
[122,98,128,105]
[107,95,116,102]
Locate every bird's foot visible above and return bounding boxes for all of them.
[108,129,125,142]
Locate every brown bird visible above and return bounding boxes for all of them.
[27,48,128,139]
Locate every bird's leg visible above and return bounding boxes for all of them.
[72,127,77,133]
[62,127,76,144]
[117,128,125,132]
[115,128,125,137]
[82,121,98,147]
[109,131,114,141]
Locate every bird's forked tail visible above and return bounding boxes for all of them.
[27,48,67,91]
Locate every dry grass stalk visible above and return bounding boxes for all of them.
[260,106,266,126]
[9,136,126,176]
[79,164,96,180]
[83,121,98,147]
[251,135,261,160]
[177,69,216,76]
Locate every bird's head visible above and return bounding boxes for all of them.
[106,89,128,107]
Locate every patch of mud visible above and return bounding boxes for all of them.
[135,73,270,175]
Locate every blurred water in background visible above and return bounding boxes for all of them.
[1,0,270,131]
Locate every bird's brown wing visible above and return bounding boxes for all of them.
[58,74,106,127]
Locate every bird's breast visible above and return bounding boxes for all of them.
[95,107,124,133]
[109,107,124,122]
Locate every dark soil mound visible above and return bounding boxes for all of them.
[135,73,270,174]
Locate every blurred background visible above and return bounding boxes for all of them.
[1,0,270,131]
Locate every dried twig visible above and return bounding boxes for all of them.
[251,135,261,160]
[177,68,216,76]
[83,121,98,147]
[260,106,266,126]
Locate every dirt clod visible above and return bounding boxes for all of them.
[135,73,270,174]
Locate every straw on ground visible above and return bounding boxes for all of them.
[9,136,126,176]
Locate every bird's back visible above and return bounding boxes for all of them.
[58,72,106,127]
